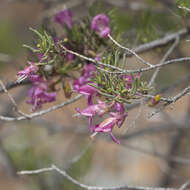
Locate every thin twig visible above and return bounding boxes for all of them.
[178,6,190,13]
[65,142,92,170]
[121,143,190,165]
[0,79,31,119]
[0,80,30,94]
[179,180,190,190]
[148,36,179,86]
[131,28,190,55]
[108,34,153,67]
[18,164,176,190]
[62,46,190,74]
[148,86,190,118]
[0,94,82,121]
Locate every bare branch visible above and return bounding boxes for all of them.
[179,181,190,190]
[149,86,190,118]
[0,80,30,94]
[18,164,176,190]
[0,79,31,118]
[178,6,190,13]
[131,28,190,55]
[0,94,82,121]
[148,36,180,86]
[108,34,153,67]
[65,142,92,170]
[121,143,190,166]
[62,46,190,74]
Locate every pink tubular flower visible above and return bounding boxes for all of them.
[26,78,56,110]
[91,110,128,144]
[76,100,108,117]
[125,75,133,89]
[82,64,96,77]
[76,100,108,132]
[77,83,98,105]
[95,54,102,62]
[92,116,119,144]
[134,72,141,79]
[54,9,73,29]
[17,62,38,83]
[73,63,97,105]
[114,102,124,114]
[91,14,110,37]
[66,52,75,61]
[73,64,96,90]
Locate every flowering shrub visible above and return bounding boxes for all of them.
[17,9,153,144]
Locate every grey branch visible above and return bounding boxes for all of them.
[149,86,190,118]
[62,46,190,74]
[108,34,153,67]
[0,80,31,118]
[179,181,190,190]
[18,164,176,190]
[0,94,82,121]
[0,80,29,94]
[0,85,189,122]
[148,36,180,86]
[130,28,190,55]
[178,6,190,13]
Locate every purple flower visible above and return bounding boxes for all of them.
[120,74,134,89]
[95,54,102,62]
[76,100,108,132]
[114,102,124,114]
[54,9,73,29]
[91,14,111,37]
[66,52,75,61]
[37,52,44,61]
[26,79,56,110]
[17,62,38,83]
[134,72,141,79]
[77,83,98,105]
[76,100,108,117]
[92,117,120,144]
[91,110,128,144]
[73,64,96,90]
[109,112,128,128]
[82,64,96,77]
[73,64,97,105]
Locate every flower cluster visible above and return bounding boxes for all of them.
[54,9,73,29]
[76,100,127,144]
[73,64,97,105]
[17,8,153,143]
[26,76,56,110]
[91,14,111,37]
[17,62,38,83]
[17,62,56,110]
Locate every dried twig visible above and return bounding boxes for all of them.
[0,94,82,121]
[18,164,176,190]
[108,34,153,67]
[179,180,190,190]
[148,36,179,86]
[130,28,190,55]
[0,80,31,118]
[149,86,190,118]
[62,46,190,74]
[178,6,190,13]
[0,80,29,94]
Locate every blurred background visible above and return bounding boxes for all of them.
[0,0,190,189]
